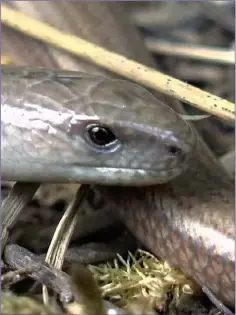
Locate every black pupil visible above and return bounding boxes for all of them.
[169,145,181,155]
[89,126,116,146]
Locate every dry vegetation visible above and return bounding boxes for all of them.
[1,2,234,315]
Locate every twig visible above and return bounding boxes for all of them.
[145,38,235,65]
[3,244,74,303]
[1,4,234,122]
[202,286,234,315]
[1,266,40,286]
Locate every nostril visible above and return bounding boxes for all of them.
[168,145,182,155]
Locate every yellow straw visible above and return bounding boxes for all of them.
[1,4,234,122]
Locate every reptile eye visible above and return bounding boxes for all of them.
[87,124,117,146]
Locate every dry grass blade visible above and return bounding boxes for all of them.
[1,182,39,252]
[145,38,235,65]
[1,4,234,122]
[42,185,90,305]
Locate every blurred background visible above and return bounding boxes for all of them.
[1,2,235,314]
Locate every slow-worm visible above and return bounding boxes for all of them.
[1,2,234,309]
[2,65,194,185]
[1,64,234,309]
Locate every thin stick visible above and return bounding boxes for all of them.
[3,244,74,302]
[145,38,235,65]
[1,5,234,122]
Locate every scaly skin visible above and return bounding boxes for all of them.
[2,2,235,308]
[96,137,234,307]
[2,65,194,185]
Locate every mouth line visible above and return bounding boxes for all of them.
[72,152,192,173]
[69,164,187,186]
[73,160,188,174]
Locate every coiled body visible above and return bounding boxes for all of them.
[1,2,234,309]
[1,65,234,308]
[97,144,234,307]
